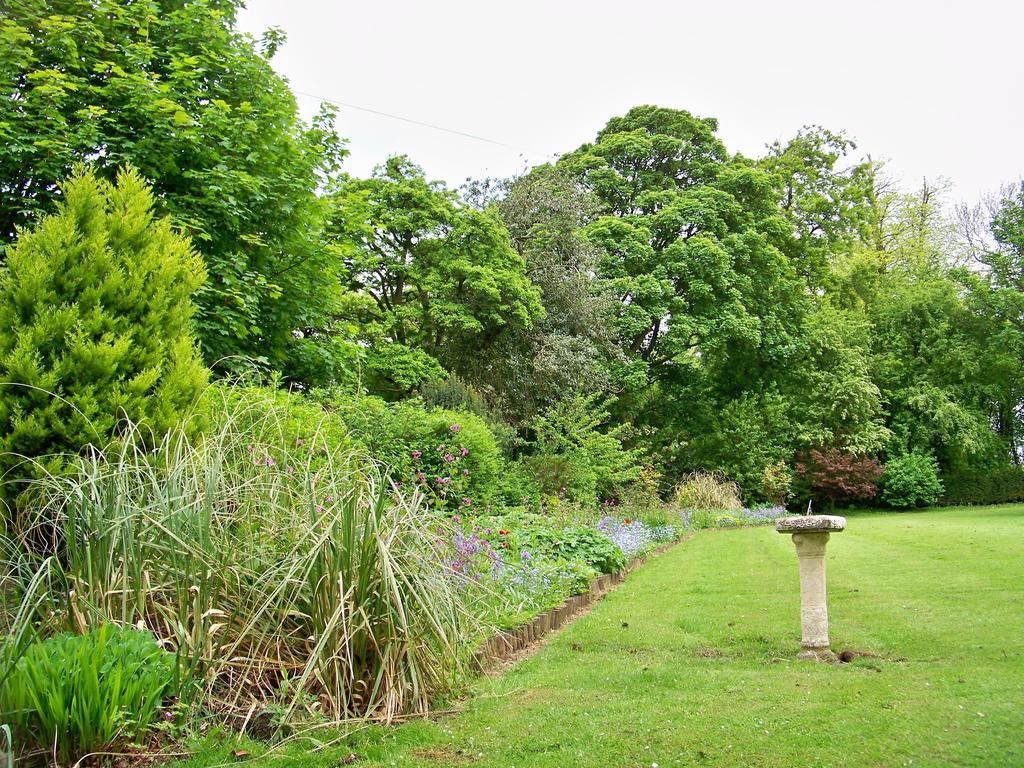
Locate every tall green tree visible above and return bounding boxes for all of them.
[557,106,816,482]
[559,106,807,388]
[328,156,543,395]
[760,126,872,287]
[458,166,621,422]
[0,0,346,381]
[0,167,208,507]
[959,182,1024,463]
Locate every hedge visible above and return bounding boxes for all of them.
[940,467,1024,506]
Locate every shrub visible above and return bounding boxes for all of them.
[672,471,743,511]
[3,395,477,724]
[530,395,641,505]
[0,625,175,764]
[315,390,504,509]
[498,459,543,507]
[524,451,597,505]
[940,467,1024,506]
[419,374,517,456]
[0,167,208,514]
[881,453,943,508]
[759,460,793,507]
[616,465,665,514]
[795,448,883,507]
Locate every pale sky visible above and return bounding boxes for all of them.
[238,0,1023,204]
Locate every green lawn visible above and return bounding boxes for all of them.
[181,505,1024,767]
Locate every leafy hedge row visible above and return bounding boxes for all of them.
[940,467,1024,506]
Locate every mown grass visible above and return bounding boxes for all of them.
[177,505,1024,767]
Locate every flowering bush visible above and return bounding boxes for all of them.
[313,391,503,507]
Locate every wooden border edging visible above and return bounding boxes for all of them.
[470,539,682,671]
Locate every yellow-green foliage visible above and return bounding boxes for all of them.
[0,167,208,510]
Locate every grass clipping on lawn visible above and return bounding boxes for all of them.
[1,392,480,726]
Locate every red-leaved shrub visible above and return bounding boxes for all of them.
[795,448,884,507]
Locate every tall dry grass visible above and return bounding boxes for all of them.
[672,470,743,511]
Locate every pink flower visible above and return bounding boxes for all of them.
[411,450,422,459]
[460,447,469,457]
[449,424,461,433]
[286,465,295,476]
[462,468,469,476]
[443,453,455,463]
[264,455,276,467]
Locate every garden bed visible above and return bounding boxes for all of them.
[471,537,682,670]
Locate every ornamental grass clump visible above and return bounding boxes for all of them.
[1,390,477,729]
[672,470,743,512]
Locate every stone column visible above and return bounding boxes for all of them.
[793,531,830,652]
[776,515,846,660]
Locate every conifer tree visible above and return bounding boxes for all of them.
[0,167,208,505]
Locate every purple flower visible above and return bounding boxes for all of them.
[520,550,531,562]
[449,424,461,433]
[411,450,422,459]
[436,476,451,486]
[462,497,472,506]
[460,447,469,457]
[443,453,455,463]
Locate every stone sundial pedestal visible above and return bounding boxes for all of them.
[776,515,846,661]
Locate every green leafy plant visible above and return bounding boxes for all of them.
[0,625,175,764]
[518,524,626,575]
[881,453,943,508]
[529,395,641,506]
